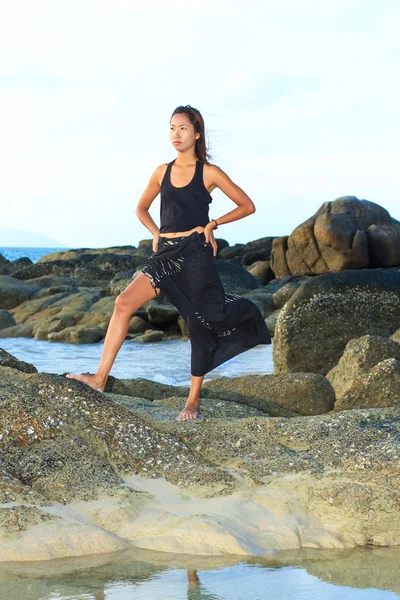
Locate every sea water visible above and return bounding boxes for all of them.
[0,547,399,599]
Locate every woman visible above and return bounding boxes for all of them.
[67,104,271,420]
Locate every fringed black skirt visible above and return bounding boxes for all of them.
[141,230,271,377]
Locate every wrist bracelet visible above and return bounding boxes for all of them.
[212,219,218,230]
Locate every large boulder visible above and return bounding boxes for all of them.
[271,197,400,277]
[274,269,400,375]
[327,335,400,401]
[203,373,334,415]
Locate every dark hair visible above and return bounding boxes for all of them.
[170,104,213,164]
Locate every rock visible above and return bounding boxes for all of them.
[0,276,41,310]
[0,254,10,265]
[104,376,294,417]
[128,315,150,334]
[242,291,276,315]
[177,315,189,337]
[215,260,260,292]
[273,281,303,309]
[9,291,73,324]
[1,364,400,559]
[146,302,179,327]
[265,310,281,337]
[10,257,33,271]
[34,284,78,298]
[246,261,274,285]
[203,373,334,416]
[0,310,15,331]
[133,331,165,343]
[0,348,37,373]
[327,335,400,400]
[270,236,290,277]
[274,269,400,375]
[391,329,400,344]
[217,237,275,267]
[48,325,105,344]
[217,243,245,260]
[0,367,233,500]
[0,322,35,339]
[32,315,78,340]
[335,358,400,411]
[271,196,400,277]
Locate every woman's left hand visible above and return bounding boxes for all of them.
[204,222,218,256]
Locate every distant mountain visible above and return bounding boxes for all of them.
[0,226,68,248]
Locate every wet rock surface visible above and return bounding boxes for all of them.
[1,349,400,560]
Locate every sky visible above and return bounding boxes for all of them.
[1,0,399,249]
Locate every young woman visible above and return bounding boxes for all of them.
[67,105,271,420]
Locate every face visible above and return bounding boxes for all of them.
[169,113,200,152]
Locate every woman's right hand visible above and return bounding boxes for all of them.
[152,233,160,253]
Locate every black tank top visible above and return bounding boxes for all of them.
[159,159,212,233]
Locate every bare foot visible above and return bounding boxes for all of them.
[177,405,199,421]
[65,373,105,393]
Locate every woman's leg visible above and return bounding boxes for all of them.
[177,374,204,420]
[66,272,159,392]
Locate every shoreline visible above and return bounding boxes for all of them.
[1,471,399,564]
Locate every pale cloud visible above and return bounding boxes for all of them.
[0,0,399,248]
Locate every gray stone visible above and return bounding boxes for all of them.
[0,276,41,310]
[335,358,400,411]
[203,373,334,416]
[133,330,165,343]
[48,325,105,344]
[273,281,302,309]
[0,310,16,331]
[274,269,400,375]
[327,335,400,400]
[0,348,37,373]
[265,310,281,337]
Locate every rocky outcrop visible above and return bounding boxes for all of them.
[0,348,37,373]
[327,335,400,402]
[0,310,15,330]
[334,358,400,411]
[0,351,400,561]
[273,269,400,375]
[0,241,270,343]
[0,276,41,310]
[203,373,335,416]
[271,196,400,277]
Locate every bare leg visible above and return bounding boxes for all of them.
[177,374,204,420]
[66,273,159,392]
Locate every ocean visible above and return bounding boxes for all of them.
[0,246,67,263]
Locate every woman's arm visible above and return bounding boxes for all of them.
[135,165,164,250]
[203,165,256,253]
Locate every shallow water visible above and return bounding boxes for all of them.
[1,547,399,599]
[0,337,274,385]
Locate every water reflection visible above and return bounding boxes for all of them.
[0,546,399,599]
[187,569,221,600]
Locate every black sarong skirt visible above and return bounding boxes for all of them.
[141,230,271,377]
